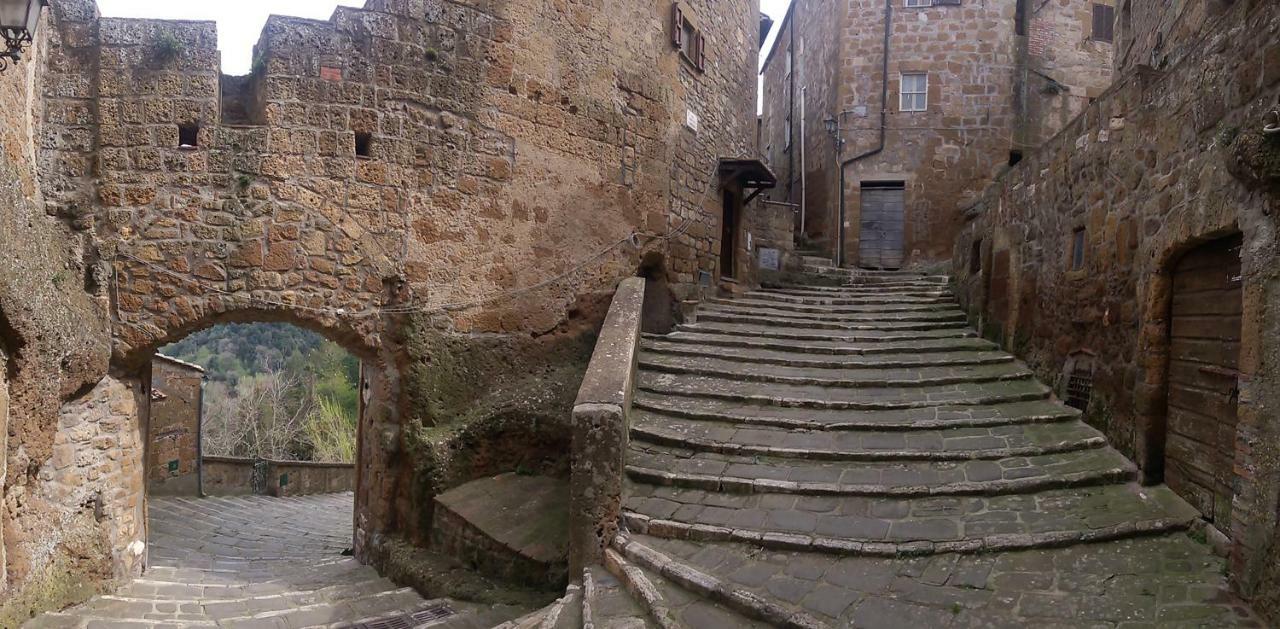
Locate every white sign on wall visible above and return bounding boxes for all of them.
[685,109,699,133]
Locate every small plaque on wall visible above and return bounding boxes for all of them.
[758,248,781,271]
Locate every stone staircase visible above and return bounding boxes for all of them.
[536,267,1256,627]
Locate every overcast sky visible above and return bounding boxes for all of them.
[98,0,793,75]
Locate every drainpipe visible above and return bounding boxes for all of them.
[838,0,892,268]
[800,86,807,234]
[196,375,205,497]
[786,10,796,208]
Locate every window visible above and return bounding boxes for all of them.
[900,73,928,112]
[969,239,982,274]
[1092,3,1115,43]
[671,3,706,72]
[354,132,373,157]
[905,0,931,6]
[178,123,199,148]
[785,47,792,77]
[1071,228,1086,270]
[784,117,792,151]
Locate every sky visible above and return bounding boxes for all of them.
[760,0,791,70]
[97,0,366,74]
[97,0,794,75]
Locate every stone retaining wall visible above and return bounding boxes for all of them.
[200,456,355,497]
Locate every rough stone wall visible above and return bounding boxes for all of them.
[145,356,202,496]
[3,0,761,619]
[1019,0,1114,147]
[759,0,843,252]
[1117,0,1231,74]
[951,0,1280,620]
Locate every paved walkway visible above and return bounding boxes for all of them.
[590,266,1263,628]
[24,493,523,629]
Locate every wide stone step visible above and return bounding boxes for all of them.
[697,310,968,332]
[640,338,1010,368]
[636,371,1050,410]
[622,483,1201,557]
[702,302,968,324]
[630,412,1107,461]
[677,322,972,343]
[626,443,1137,497]
[762,284,953,298]
[638,354,1031,388]
[583,565,659,628]
[649,329,993,355]
[712,296,958,314]
[632,392,1081,431]
[603,547,786,628]
[744,290,954,306]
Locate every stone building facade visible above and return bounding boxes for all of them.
[761,0,1113,268]
[0,0,767,622]
[144,355,203,496]
[951,0,1280,621]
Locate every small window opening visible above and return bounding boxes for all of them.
[1066,365,1093,411]
[1092,3,1115,43]
[969,239,982,274]
[1008,150,1023,166]
[1071,228,1086,270]
[178,124,199,148]
[900,73,928,112]
[354,132,373,158]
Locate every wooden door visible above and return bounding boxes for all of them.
[719,189,737,279]
[1165,233,1242,530]
[858,184,905,269]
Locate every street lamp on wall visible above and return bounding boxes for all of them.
[0,0,45,72]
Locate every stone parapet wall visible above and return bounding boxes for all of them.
[951,0,1280,620]
[200,456,355,497]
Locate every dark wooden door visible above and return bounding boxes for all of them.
[720,189,737,279]
[1165,233,1242,530]
[858,185,905,269]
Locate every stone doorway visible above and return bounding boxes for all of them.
[1163,233,1243,530]
[719,188,739,279]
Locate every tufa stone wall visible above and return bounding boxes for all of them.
[951,0,1280,621]
[4,0,763,620]
[145,355,203,496]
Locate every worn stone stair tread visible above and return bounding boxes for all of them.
[636,371,1050,410]
[701,302,969,323]
[610,534,827,629]
[697,310,969,332]
[622,483,1201,556]
[727,295,957,312]
[677,321,971,343]
[649,330,993,356]
[629,411,1107,461]
[603,547,778,629]
[640,338,1011,369]
[638,353,1031,387]
[632,392,1081,430]
[761,283,951,296]
[583,565,659,628]
[91,575,396,609]
[626,443,1138,496]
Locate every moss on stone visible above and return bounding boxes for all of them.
[0,548,112,628]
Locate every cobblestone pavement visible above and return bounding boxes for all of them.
[584,265,1264,628]
[24,493,526,629]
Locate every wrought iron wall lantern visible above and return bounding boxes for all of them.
[0,0,46,72]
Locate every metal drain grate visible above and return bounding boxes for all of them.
[344,603,455,629]
[1066,369,1092,411]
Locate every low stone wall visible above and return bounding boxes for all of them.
[568,277,645,572]
[200,456,354,497]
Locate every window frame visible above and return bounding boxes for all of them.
[671,3,706,73]
[904,0,931,7]
[899,73,929,112]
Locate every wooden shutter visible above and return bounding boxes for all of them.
[1092,4,1114,42]
[695,33,706,71]
[672,4,684,49]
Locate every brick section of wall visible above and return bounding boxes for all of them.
[146,356,203,496]
[951,1,1280,621]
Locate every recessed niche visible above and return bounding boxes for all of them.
[354,132,373,158]
[178,123,199,148]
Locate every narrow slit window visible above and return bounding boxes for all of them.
[1071,228,1086,270]
[900,73,928,112]
[969,239,982,274]
[178,124,199,148]
[354,132,373,157]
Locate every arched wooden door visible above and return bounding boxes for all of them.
[1164,233,1242,531]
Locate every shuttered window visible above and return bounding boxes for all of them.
[1092,4,1115,42]
[671,3,706,72]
